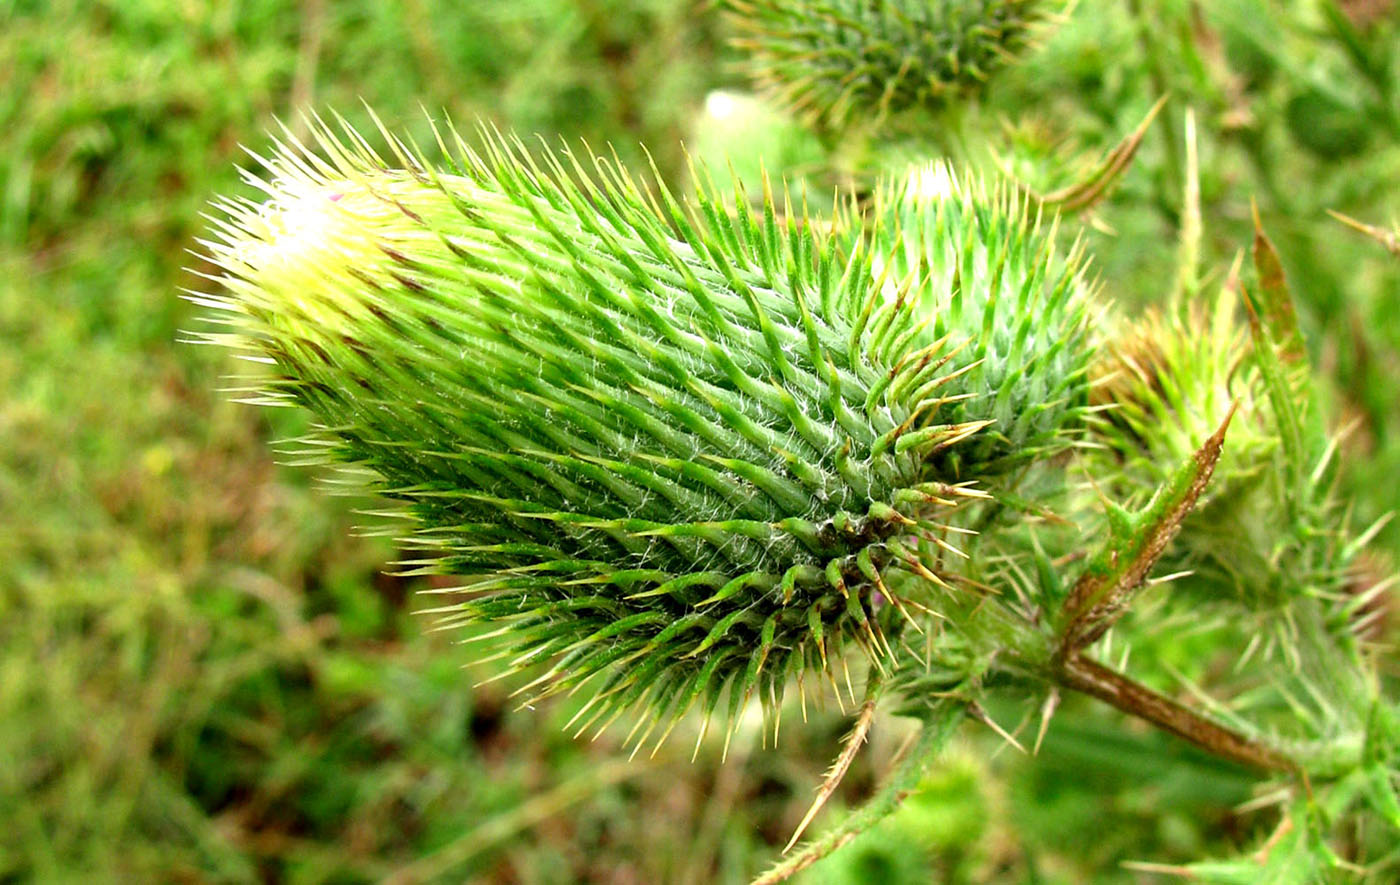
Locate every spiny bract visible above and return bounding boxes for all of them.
[191,120,1077,746]
[864,163,1096,476]
[721,0,1054,131]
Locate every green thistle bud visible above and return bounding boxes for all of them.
[721,0,1055,131]
[1086,287,1360,625]
[195,123,1002,741]
[862,163,1096,476]
[1086,292,1277,595]
[1090,288,1273,488]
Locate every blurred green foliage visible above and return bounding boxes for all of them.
[2,0,1397,882]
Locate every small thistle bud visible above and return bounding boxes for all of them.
[1090,289,1273,487]
[721,0,1056,131]
[195,122,1011,741]
[1086,285,1362,622]
[862,162,1096,476]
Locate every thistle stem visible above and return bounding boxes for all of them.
[1054,653,1297,773]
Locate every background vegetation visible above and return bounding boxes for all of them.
[1,0,1395,882]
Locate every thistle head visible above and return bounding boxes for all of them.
[193,120,1030,745]
[1089,288,1272,480]
[1085,280,1366,624]
[721,0,1058,131]
[862,162,1097,477]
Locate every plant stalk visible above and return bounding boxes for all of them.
[1055,653,1297,773]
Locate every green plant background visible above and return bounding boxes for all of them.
[1,0,1396,882]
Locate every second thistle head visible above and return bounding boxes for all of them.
[722,0,1059,131]
[863,162,1097,477]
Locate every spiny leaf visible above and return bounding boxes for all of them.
[1240,283,1308,492]
[751,700,967,885]
[1059,404,1235,653]
[783,673,885,853]
[1250,205,1307,367]
[1012,95,1168,213]
[1328,209,1400,257]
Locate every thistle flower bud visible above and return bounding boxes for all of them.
[1090,289,1273,487]
[193,123,1082,741]
[863,163,1096,476]
[721,0,1055,130]
[1086,286,1362,622]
